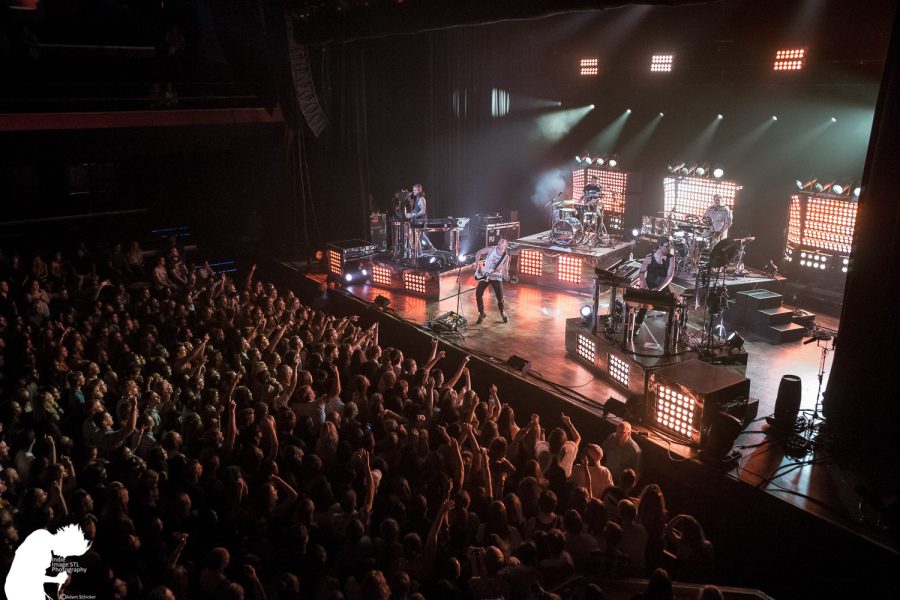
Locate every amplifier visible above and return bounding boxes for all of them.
[326,239,378,278]
[478,221,520,247]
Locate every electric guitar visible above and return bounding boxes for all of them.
[474,266,518,283]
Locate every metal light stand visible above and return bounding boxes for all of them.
[806,333,836,435]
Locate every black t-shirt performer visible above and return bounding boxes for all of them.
[580,175,603,209]
[634,236,676,335]
[474,238,511,325]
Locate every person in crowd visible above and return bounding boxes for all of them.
[601,421,642,484]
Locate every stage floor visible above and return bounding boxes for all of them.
[323,269,900,548]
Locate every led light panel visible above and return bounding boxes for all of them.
[774,48,806,71]
[580,58,599,76]
[662,175,739,220]
[650,54,674,72]
[572,167,629,234]
[519,248,543,277]
[558,255,582,284]
[608,354,630,387]
[576,334,597,363]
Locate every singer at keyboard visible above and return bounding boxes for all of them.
[633,235,676,336]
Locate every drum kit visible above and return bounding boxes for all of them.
[548,189,615,247]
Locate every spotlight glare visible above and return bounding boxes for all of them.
[457,253,467,262]
[717,114,723,120]
[659,112,664,117]
[361,268,368,276]
[832,184,844,195]
[853,187,861,197]
[608,157,618,168]
[795,180,803,190]
[831,117,837,123]
[631,228,640,237]
[626,108,632,113]
[695,166,706,176]
[345,273,353,282]
[712,167,724,178]
[590,104,596,109]
[580,305,593,318]
[772,115,778,121]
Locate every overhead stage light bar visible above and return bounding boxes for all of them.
[651,54,674,72]
[774,47,806,71]
[580,58,599,76]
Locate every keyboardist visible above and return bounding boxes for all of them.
[634,235,676,336]
[405,184,427,221]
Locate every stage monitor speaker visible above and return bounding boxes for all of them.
[701,411,743,464]
[646,359,750,445]
[507,355,531,374]
[772,374,802,433]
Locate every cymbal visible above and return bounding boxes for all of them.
[554,200,577,206]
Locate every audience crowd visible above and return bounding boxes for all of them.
[0,239,718,599]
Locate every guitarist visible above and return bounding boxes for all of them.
[474,237,511,324]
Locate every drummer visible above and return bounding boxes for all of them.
[580,175,603,209]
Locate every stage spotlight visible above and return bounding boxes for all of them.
[795,180,804,190]
[774,47,806,71]
[831,117,837,123]
[580,58,599,76]
[854,187,861,198]
[772,115,778,121]
[631,227,640,237]
[680,165,692,176]
[314,250,325,261]
[717,114,724,120]
[695,165,707,177]
[669,163,684,174]
[429,256,437,264]
[813,182,824,192]
[832,184,844,195]
[595,156,605,166]
[712,167,725,178]
[457,253,467,262]
[608,155,619,168]
[590,104,596,109]
[584,156,594,165]
[575,155,583,163]
[659,112,664,117]
[361,268,369,276]
[626,108,632,114]
[726,331,745,350]
[344,273,353,282]
[651,53,674,72]
[580,304,593,325]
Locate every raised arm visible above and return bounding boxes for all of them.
[445,356,470,389]
[560,412,582,448]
